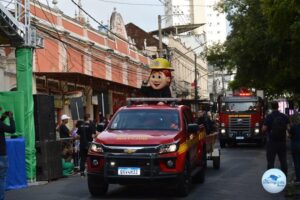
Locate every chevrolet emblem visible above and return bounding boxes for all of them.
[124,149,136,154]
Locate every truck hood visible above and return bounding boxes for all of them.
[95,130,180,145]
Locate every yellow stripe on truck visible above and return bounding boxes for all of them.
[178,142,188,154]
[199,130,205,140]
[178,129,205,155]
[228,114,251,117]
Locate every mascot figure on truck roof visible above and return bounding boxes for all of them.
[141,58,173,98]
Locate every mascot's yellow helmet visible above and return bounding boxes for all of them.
[150,58,174,70]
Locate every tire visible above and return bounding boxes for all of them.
[228,141,237,148]
[176,160,192,197]
[194,166,205,184]
[213,156,220,170]
[202,145,207,169]
[220,139,226,148]
[257,139,266,148]
[87,174,109,196]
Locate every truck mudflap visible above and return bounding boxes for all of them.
[205,132,221,169]
[205,132,218,154]
[102,153,180,182]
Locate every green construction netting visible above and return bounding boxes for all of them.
[16,47,36,180]
[0,91,24,136]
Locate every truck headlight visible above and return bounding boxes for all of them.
[89,143,104,153]
[221,129,226,134]
[159,142,178,154]
[221,123,225,127]
[255,122,259,127]
[254,128,260,134]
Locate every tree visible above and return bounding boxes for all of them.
[206,0,300,97]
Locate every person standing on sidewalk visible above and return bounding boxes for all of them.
[58,114,71,139]
[76,114,96,177]
[0,111,16,200]
[262,101,290,176]
[289,113,300,182]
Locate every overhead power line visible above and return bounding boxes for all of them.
[95,0,212,7]
[171,45,203,62]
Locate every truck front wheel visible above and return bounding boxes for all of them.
[176,160,191,197]
[87,174,109,196]
[220,139,226,148]
[213,156,220,169]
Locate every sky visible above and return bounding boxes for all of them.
[40,0,165,32]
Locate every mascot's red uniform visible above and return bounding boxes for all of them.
[141,58,173,98]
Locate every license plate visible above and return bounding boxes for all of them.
[118,167,141,176]
[236,136,244,140]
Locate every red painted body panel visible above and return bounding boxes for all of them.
[87,103,206,181]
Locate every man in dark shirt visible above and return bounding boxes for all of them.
[0,111,16,200]
[76,114,95,176]
[197,109,212,134]
[262,101,289,176]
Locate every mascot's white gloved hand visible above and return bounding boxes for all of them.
[142,79,150,86]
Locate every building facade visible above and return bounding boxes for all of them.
[167,36,208,100]
[1,1,152,125]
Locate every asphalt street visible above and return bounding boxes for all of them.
[6,144,286,200]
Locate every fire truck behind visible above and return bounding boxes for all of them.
[217,88,266,147]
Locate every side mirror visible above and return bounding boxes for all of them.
[97,123,106,132]
[188,123,199,133]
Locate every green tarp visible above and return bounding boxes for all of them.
[0,91,24,137]
[16,47,36,180]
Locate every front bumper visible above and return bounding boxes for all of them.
[87,153,180,183]
[219,129,265,143]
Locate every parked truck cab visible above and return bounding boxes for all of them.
[87,98,207,197]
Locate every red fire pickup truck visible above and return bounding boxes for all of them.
[87,98,213,197]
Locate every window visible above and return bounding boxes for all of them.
[109,109,180,130]
[221,102,258,113]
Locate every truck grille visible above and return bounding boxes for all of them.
[102,145,159,154]
[229,116,251,132]
[105,154,160,177]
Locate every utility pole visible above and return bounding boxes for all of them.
[212,65,216,101]
[158,15,163,57]
[221,69,225,95]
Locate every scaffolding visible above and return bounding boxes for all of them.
[0,0,42,47]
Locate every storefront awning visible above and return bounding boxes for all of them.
[34,72,138,93]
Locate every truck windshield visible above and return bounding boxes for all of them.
[221,102,258,113]
[109,109,180,130]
